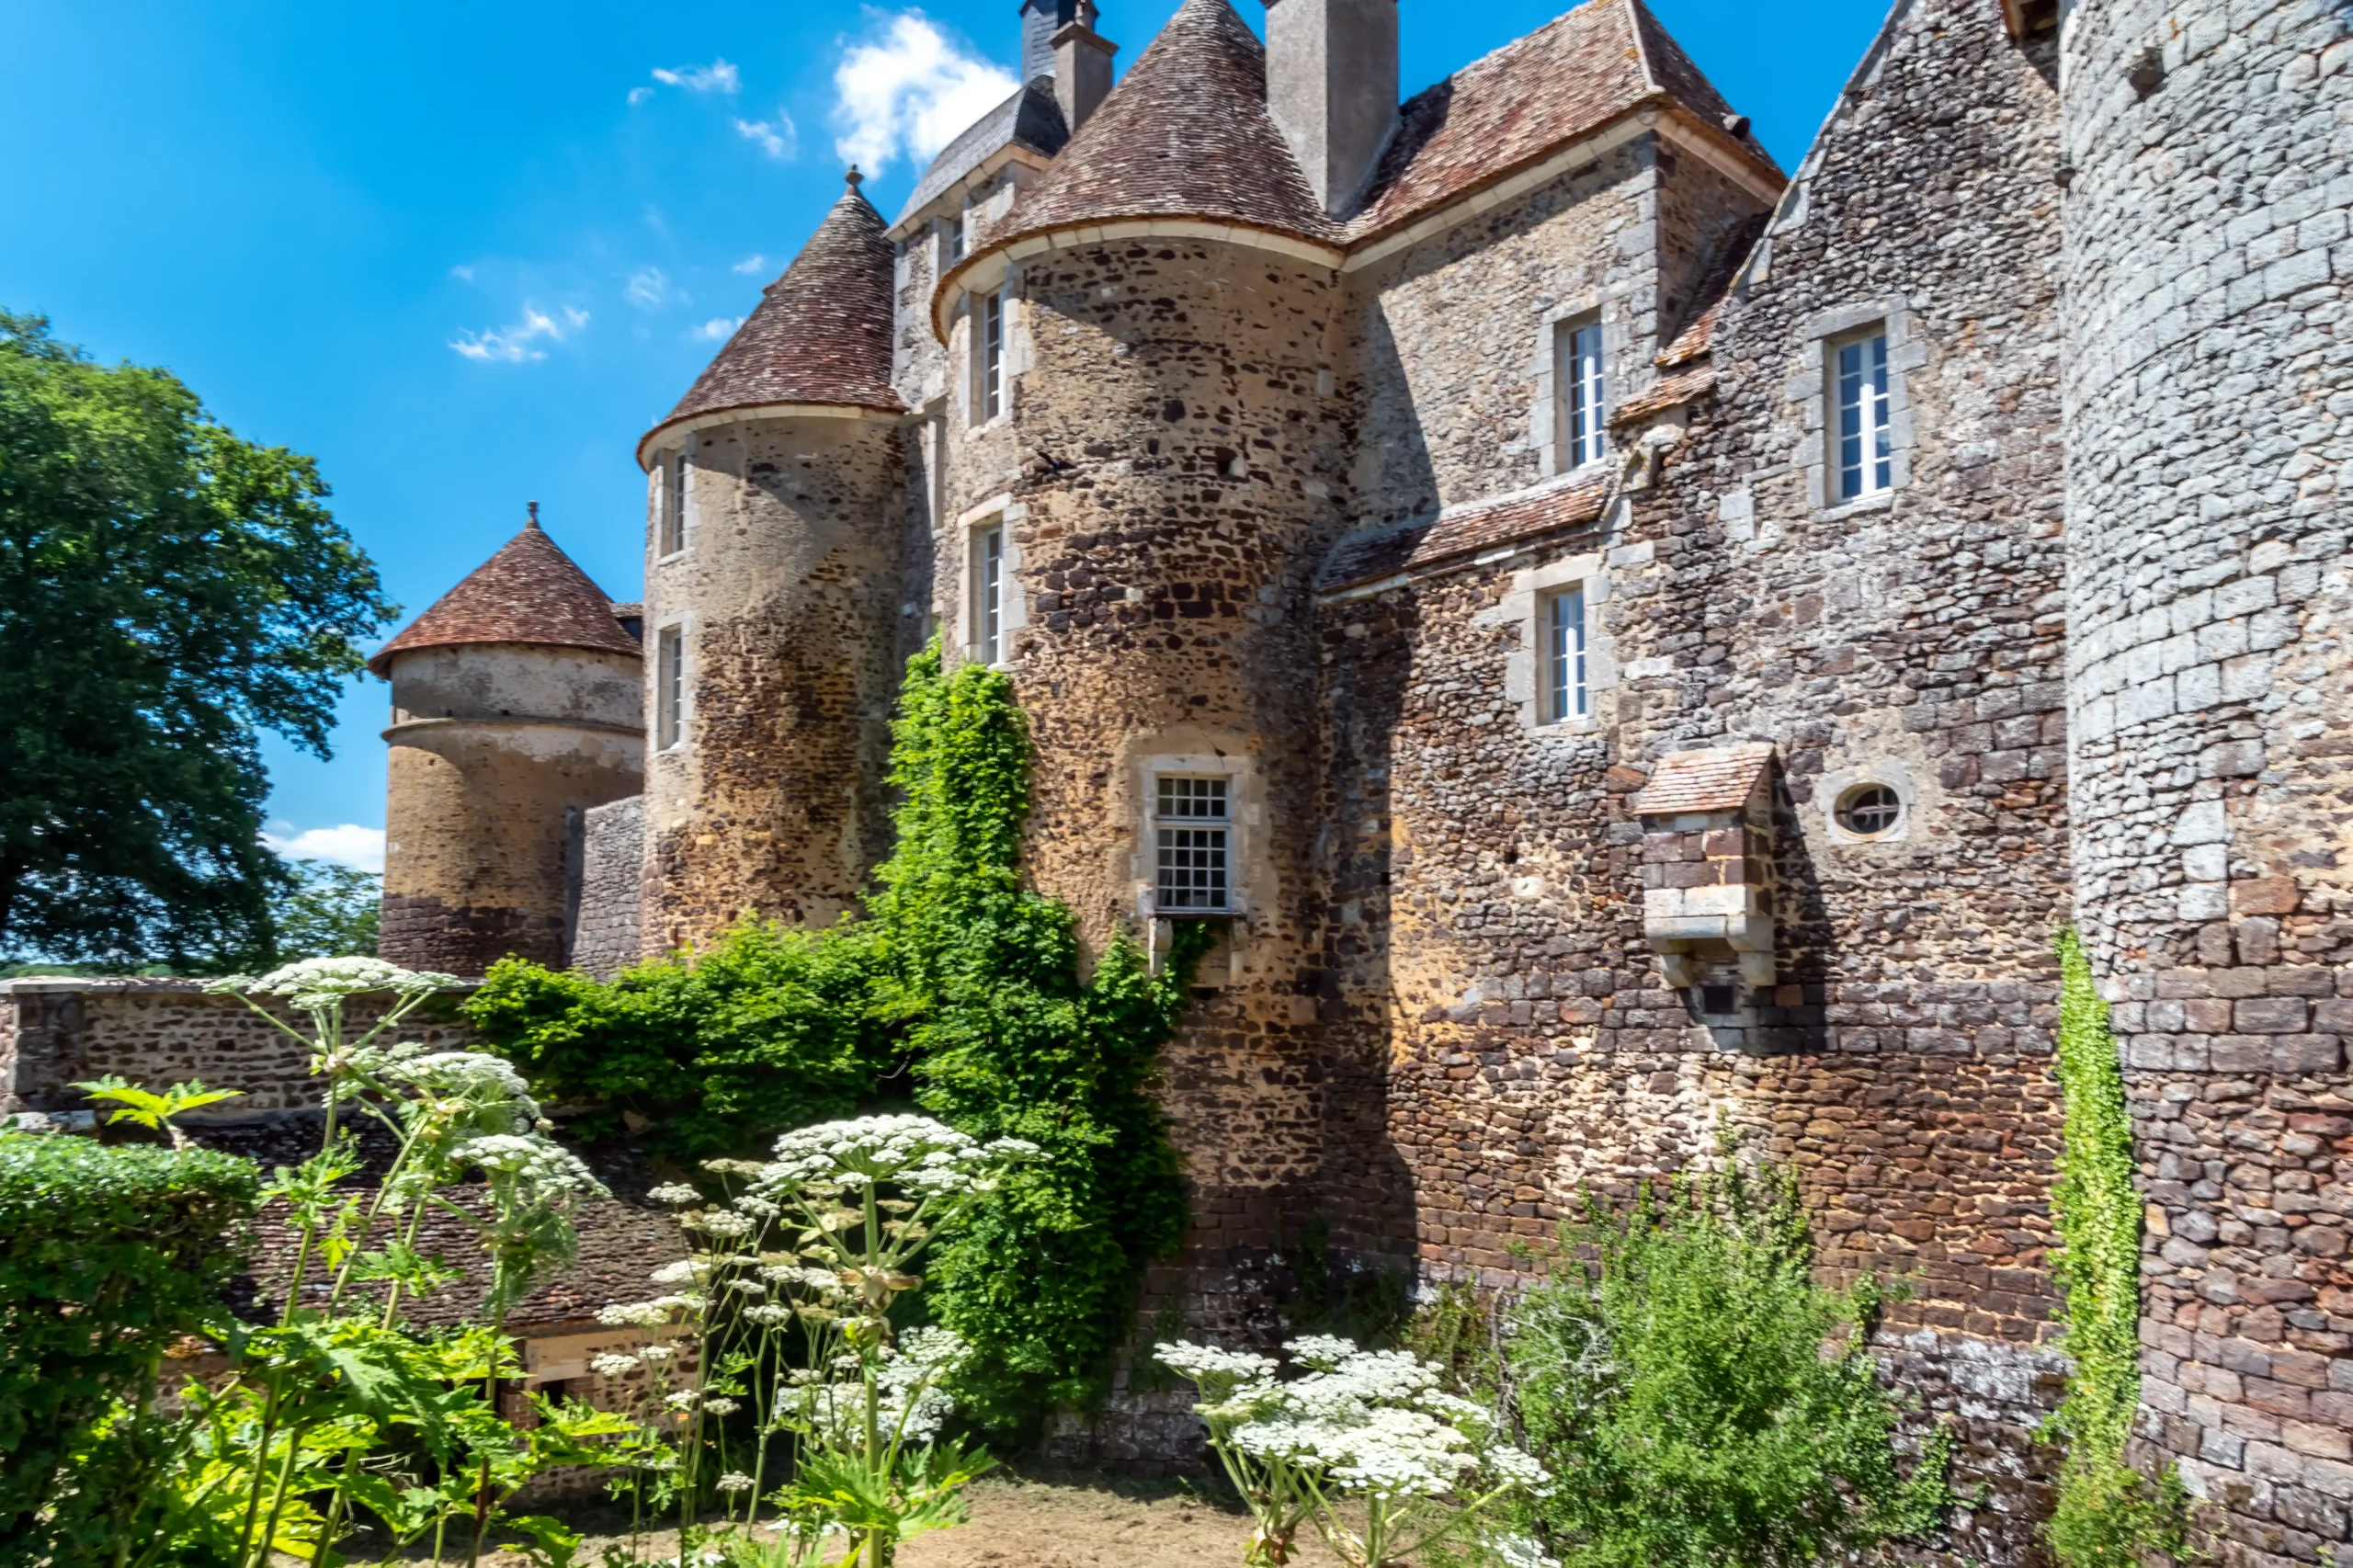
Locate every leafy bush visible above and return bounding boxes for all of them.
[0,1134,259,1551]
[469,917,886,1161]
[1509,1157,1950,1568]
[2047,927,2188,1566]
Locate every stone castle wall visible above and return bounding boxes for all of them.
[2062,0,2353,1562]
[572,793,645,978]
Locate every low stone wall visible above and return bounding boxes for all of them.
[0,979,477,1116]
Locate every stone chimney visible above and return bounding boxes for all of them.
[1019,0,1077,83]
[1053,0,1117,131]
[1262,0,1398,219]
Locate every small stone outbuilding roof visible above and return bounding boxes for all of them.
[642,174,904,461]
[369,517,640,677]
[984,0,1339,252]
[1347,0,1779,245]
[895,77,1070,228]
[1628,743,1777,815]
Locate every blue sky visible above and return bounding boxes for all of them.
[0,0,1887,873]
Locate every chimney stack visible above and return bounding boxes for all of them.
[1263,0,1398,219]
[1053,0,1117,132]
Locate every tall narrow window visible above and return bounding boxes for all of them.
[1154,776,1230,913]
[981,291,1005,421]
[1558,318,1607,469]
[1544,585,1586,723]
[945,213,965,263]
[658,447,687,557]
[655,625,687,750]
[1836,331,1893,500]
[972,523,1005,665]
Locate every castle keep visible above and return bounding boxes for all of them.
[352,0,2351,1557]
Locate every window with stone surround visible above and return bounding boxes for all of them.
[970,519,1006,666]
[654,623,688,751]
[657,447,688,559]
[1832,328,1893,500]
[979,290,1006,423]
[1507,551,1612,734]
[1555,316,1608,469]
[1797,300,1919,513]
[943,211,965,264]
[1152,775,1230,914]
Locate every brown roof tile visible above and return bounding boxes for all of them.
[1607,363,1717,426]
[1320,473,1611,592]
[1628,743,1776,815]
[644,175,903,455]
[1347,0,1779,245]
[369,518,640,676]
[990,0,1339,250]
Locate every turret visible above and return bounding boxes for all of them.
[633,169,907,954]
[370,507,644,975]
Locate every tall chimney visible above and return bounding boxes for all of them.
[1053,0,1117,131]
[1263,0,1398,219]
[1019,0,1077,83]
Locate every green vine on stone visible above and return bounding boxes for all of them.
[2047,926,2190,1567]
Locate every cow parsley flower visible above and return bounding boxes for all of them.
[715,1471,755,1494]
[648,1183,701,1206]
[590,1353,642,1377]
[207,956,462,1006]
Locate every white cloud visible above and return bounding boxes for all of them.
[449,263,475,283]
[628,85,654,105]
[733,254,769,275]
[733,111,798,161]
[651,59,741,94]
[450,301,586,363]
[625,266,674,309]
[831,11,1017,175]
[691,316,745,341]
[265,824,386,874]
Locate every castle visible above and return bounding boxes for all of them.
[355,0,2353,1559]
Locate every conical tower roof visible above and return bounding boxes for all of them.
[988,0,1340,251]
[641,172,903,460]
[369,512,640,676]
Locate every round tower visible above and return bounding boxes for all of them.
[2060,0,2352,1538]
[933,0,1351,1247]
[634,171,907,953]
[371,510,644,975]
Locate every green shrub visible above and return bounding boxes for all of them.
[469,917,887,1161]
[0,1134,258,1551]
[2047,927,2188,1566]
[1509,1157,1950,1568]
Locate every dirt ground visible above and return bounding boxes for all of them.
[344,1471,1344,1567]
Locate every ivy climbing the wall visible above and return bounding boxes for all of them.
[472,645,1206,1431]
[2048,926,2188,1568]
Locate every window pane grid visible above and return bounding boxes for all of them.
[1545,586,1586,723]
[1154,777,1230,912]
[659,450,686,556]
[975,526,1004,665]
[982,293,1004,421]
[1836,334,1892,500]
[1563,321,1606,469]
[656,627,685,750]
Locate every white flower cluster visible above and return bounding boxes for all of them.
[450,1133,607,1199]
[758,1115,1040,1199]
[596,1293,703,1327]
[1161,1336,1550,1505]
[714,1471,755,1494]
[648,1183,701,1206]
[651,1259,714,1286]
[206,956,462,1007]
[590,1353,642,1377]
[785,1324,969,1445]
[680,1208,756,1239]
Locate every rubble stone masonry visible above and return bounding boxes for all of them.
[2063,0,2353,1562]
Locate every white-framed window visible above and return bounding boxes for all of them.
[1556,317,1607,469]
[944,212,965,264]
[971,520,1006,665]
[657,447,688,558]
[980,290,1006,422]
[1834,329,1893,500]
[1542,585,1587,723]
[1153,775,1231,913]
[654,624,688,750]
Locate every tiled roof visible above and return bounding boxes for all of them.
[1320,473,1611,592]
[1347,0,1779,245]
[370,520,641,676]
[1607,364,1717,426]
[1628,743,1776,815]
[896,78,1069,228]
[991,0,1340,250]
[644,176,904,454]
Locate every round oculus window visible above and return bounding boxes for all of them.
[1836,784,1903,837]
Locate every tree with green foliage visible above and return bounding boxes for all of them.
[467,646,1207,1428]
[268,858,381,961]
[2047,927,2188,1567]
[0,312,395,967]
[1508,1153,1952,1568]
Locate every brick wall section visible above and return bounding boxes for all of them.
[640,415,906,953]
[2062,2,2353,1562]
[0,981,478,1116]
